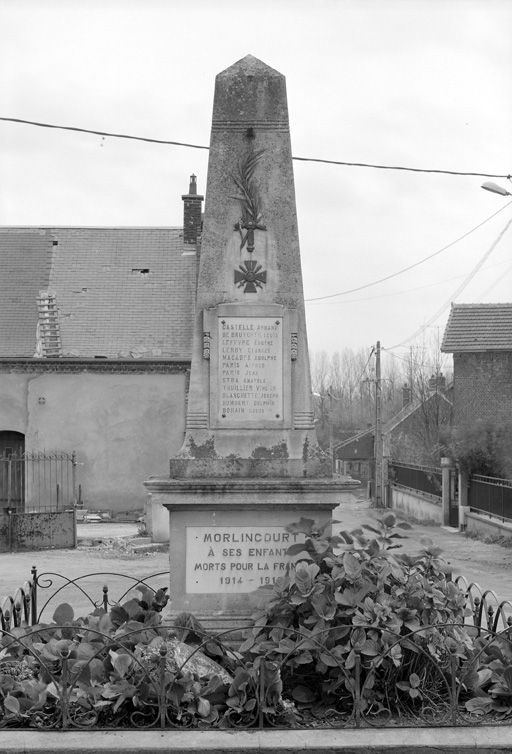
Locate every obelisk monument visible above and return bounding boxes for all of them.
[145,56,358,625]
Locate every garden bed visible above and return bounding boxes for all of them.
[1,513,512,732]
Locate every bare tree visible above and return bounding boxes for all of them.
[386,331,453,464]
[311,333,452,461]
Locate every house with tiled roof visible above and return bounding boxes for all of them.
[0,177,203,515]
[441,303,512,427]
[334,379,453,480]
[334,426,374,482]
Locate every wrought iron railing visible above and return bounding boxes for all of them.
[1,567,512,730]
[2,567,511,639]
[454,575,512,634]
[0,617,511,729]
[0,568,170,631]
[468,474,512,523]
[388,461,442,498]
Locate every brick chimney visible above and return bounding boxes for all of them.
[182,174,204,244]
[402,383,412,408]
[428,372,446,393]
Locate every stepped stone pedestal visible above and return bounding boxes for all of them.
[144,55,359,627]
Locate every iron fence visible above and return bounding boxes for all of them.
[0,568,170,631]
[1,567,512,730]
[0,618,511,730]
[468,474,512,523]
[2,567,510,643]
[0,451,78,512]
[388,461,442,498]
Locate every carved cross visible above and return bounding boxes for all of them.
[234,218,267,254]
[234,260,267,293]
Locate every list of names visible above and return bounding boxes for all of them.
[218,316,283,423]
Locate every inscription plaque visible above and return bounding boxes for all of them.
[218,316,283,423]
[186,525,304,594]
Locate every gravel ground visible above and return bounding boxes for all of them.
[333,496,512,608]
[1,499,511,622]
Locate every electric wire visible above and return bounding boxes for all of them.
[0,117,210,151]
[355,347,376,387]
[3,114,511,353]
[387,215,512,350]
[305,201,512,302]
[313,346,375,401]
[478,261,512,300]
[305,257,511,306]
[382,348,452,383]
[1,116,510,179]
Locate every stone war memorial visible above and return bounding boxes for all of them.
[145,55,359,628]
[3,55,512,746]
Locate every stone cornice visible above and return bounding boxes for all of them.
[144,477,360,494]
[0,358,191,374]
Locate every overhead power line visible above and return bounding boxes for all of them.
[306,257,511,307]
[305,201,512,302]
[478,260,512,299]
[355,347,376,386]
[1,116,510,179]
[0,117,210,151]
[293,156,510,178]
[387,215,512,350]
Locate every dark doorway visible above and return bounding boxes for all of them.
[449,468,459,528]
[0,431,25,507]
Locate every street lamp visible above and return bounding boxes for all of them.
[481,181,512,197]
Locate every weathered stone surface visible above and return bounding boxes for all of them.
[144,56,360,619]
[172,55,328,477]
[140,638,233,684]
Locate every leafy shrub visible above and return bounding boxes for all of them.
[1,515,511,729]
[0,584,246,729]
[239,514,510,721]
[442,420,512,478]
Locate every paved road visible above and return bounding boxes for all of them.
[333,495,512,608]
[1,499,511,622]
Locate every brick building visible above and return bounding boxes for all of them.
[441,303,512,426]
[0,178,203,514]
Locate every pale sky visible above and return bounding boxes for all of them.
[1,0,511,364]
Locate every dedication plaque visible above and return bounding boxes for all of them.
[186,525,304,594]
[218,316,283,424]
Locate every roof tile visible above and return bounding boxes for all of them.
[0,227,197,359]
[441,303,512,352]
[0,230,53,356]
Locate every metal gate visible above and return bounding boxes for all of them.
[0,451,78,552]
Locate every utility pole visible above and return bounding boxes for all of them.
[328,389,334,475]
[374,340,383,507]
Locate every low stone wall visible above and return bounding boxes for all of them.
[463,508,512,543]
[389,483,442,525]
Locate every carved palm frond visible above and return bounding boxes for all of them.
[231,149,265,224]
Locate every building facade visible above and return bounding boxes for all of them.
[0,180,202,514]
[441,303,512,427]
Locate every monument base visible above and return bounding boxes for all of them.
[144,477,360,628]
